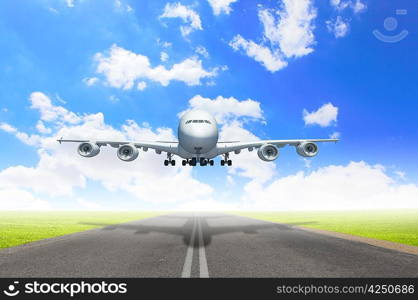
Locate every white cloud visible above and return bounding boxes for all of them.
[303,103,338,127]
[243,161,418,210]
[219,120,276,183]
[76,197,103,210]
[160,51,169,62]
[36,121,52,134]
[229,35,287,72]
[326,16,349,38]
[352,0,366,13]
[83,77,99,86]
[30,92,81,124]
[109,95,119,103]
[195,46,209,58]
[207,0,238,16]
[93,44,219,89]
[156,39,172,48]
[160,3,202,37]
[65,0,74,8]
[137,81,147,91]
[0,122,41,146]
[229,0,316,72]
[330,0,366,14]
[179,95,263,124]
[0,92,215,209]
[114,0,133,13]
[259,0,317,58]
[0,188,50,210]
[327,0,366,38]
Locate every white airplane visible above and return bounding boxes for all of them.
[58,110,338,166]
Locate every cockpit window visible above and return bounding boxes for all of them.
[185,120,212,124]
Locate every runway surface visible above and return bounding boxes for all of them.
[0,213,417,277]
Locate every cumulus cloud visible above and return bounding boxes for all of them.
[330,0,366,13]
[179,95,264,124]
[242,161,418,210]
[0,92,215,209]
[160,51,169,62]
[303,103,338,127]
[230,0,316,72]
[36,121,52,134]
[0,122,41,146]
[326,16,349,38]
[93,44,220,89]
[83,77,99,86]
[327,0,366,38]
[0,188,50,210]
[30,92,81,124]
[207,0,238,16]
[229,35,287,72]
[160,3,202,37]
[65,0,74,8]
[137,81,147,91]
[259,0,317,58]
[195,46,209,58]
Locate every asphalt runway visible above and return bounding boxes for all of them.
[0,213,417,277]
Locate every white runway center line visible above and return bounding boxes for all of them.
[181,214,209,278]
[181,215,196,278]
[197,217,209,278]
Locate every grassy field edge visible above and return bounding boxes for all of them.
[231,210,418,247]
[0,211,163,249]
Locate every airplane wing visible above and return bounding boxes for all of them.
[57,138,179,155]
[217,139,339,155]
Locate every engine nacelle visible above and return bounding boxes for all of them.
[257,144,279,161]
[78,142,100,157]
[117,144,139,162]
[296,142,319,157]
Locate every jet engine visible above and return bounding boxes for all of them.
[296,142,319,157]
[78,142,100,157]
[117,144,139,161]
[257,144,279,161]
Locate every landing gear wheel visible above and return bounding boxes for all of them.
[220,160,225,166]
[171,160,176,166]
[209,160,214,166]
[190,158,197,166]
[227,160,232,166]
[182,160,187,166]
[164,160,169,166]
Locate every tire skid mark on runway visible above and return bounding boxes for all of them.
[198,216,209,278]
[181,215,196,278]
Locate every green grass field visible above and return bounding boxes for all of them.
[0,211,162,249]
[233,210,418,247]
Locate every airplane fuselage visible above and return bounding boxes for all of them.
[178,110,219,157]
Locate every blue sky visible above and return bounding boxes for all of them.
[0,0,417,210]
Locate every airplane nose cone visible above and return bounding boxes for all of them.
[179,125,217,153]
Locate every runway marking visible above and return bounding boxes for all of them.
[181,215,196,278]
[197,217,209,278]
[181,215,209,278]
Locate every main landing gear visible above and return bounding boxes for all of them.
[181,158,214,166]
[220,153,232,166]
[164,153,175,166]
